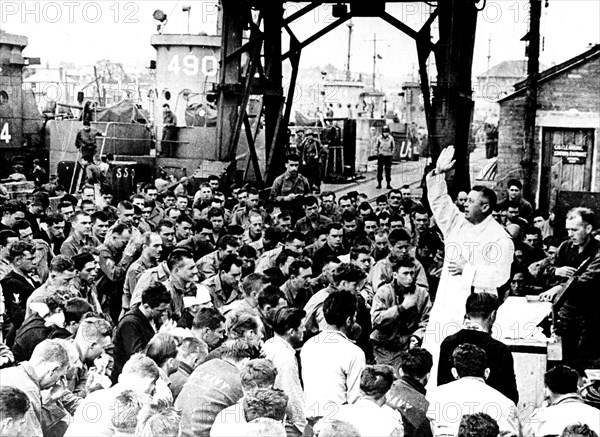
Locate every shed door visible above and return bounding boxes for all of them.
[541,128,594,211]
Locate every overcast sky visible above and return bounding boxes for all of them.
[2,0,598,78]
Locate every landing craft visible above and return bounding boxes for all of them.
[43,18,265,201]
[3,14,422,198]
[0,31,45,180]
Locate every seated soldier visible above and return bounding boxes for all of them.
[426,344,519,437]
[525,365,600,436]
[371,258,431,368]
[13,292,71,362]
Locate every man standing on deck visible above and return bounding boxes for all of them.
[375,126,395,190]
[161,104,178,150]
[75,120,102,161]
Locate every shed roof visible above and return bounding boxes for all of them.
[477,60,527,79]
[498,45,600,102]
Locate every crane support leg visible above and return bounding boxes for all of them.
[428,0,479,196]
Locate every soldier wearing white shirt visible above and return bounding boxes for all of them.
[320,365,404,437]
[524,365,600,436]
[300,290,366,426]
[426,343,519,437]
[262,307,307,434]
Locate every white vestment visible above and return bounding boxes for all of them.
[423,172,514,387]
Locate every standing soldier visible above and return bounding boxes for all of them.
[270,154,311,224]
[294,128,305,154]
[299,129,325,191]
[161,104,178,152]
[75,121,102,162]
[376,125,394,189]
[97,223,137,324]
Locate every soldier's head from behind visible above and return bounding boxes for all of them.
[360,365,396,403]
[0,386,31,437]
[464,292,499,333]
[29,339,70,390]
[332,262,365,294]
[257,285,288,323]
[560,424,599,437]
[451,343,489,381]
[120,353,160,396]
[458,413,499,437]
[544,365,579,403]
[323,290,357,333]
[400,347,433,386]
[110,390,150,436]
[135,401,181,437]
[272,307,305,348]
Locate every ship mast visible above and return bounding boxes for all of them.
[346,20,353,81]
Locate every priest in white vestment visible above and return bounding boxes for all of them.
[423,146,514,387]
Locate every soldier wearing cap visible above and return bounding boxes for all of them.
[375,126,395,189]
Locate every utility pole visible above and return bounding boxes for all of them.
[372,33,377,89]
[346,20,353,81]
[522,0,542,201]
[487,34,492,73]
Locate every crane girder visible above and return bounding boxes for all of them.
[216,0,479,193]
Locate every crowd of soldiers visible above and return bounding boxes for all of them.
[0,146,599,437]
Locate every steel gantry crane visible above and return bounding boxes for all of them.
[215,0,482,196]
